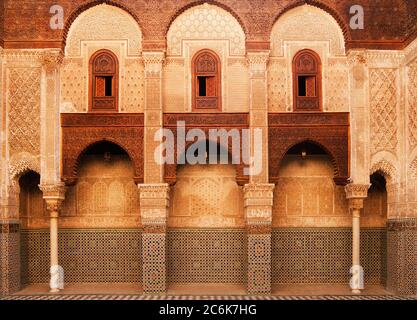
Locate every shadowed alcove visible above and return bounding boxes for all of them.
[168,140,245,293]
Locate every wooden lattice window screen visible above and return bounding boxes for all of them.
[192,50,222,111]
[89,50,119,112]
[292,49,322,111]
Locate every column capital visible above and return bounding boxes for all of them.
[347,50,368,66]
[41,50,64,73]
[44,199,64,217]
[345,183,370,213]
[246,51,270,77]
[345,183,370,200]
[142,51,165,76]
[39,183,67,216]
[39,183,67,200]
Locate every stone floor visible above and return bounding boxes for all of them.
[2,283,416,300]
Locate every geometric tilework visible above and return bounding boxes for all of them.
[142,233,167,293]
[247,234,271,294]
[168,230,246,284]
[387,219,417,295]
[272,228,386,285]
[0,223,21,296]
[18,228,387,289]
[21,229,142,284]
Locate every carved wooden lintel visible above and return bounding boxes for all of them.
[163,113,250,186]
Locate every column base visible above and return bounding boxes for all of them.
[49,288,60,293]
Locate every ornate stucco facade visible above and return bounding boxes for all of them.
[1,0,417,297]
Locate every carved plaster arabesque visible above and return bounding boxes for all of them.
[167,3,245,57]
[369,68,398,155]
[7,66,41,156]
[243,183,275,224]
[270,5,345,57]
[370,159,398,183]
[247,51,269,78]
[139,183,170,224]
[407,59,417,151]
[65,4,142,57]
[9,153,41,181]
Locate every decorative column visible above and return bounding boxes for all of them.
[247,51,270,183]
[140,51,169,293]
[41,51,63,184]
[244,183,275,294]
[39,183,66,293]
[143,51,165,183]
[345,183,370,294]
[245,52,273,294]
[138,184,170,294]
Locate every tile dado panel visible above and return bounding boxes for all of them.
[168,230,246,284]
[0,224,20,296]
[272,228,386,285]
[387,219,417,295]
[21,229,142,284]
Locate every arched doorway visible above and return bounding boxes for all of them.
[19,171,46,286]
[362,172,388,286]
[61,141,141,284]
[272,142,386,288]
[21,142,142,288]
[168,141,245,292]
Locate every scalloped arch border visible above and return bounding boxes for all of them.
[370,159,398,183]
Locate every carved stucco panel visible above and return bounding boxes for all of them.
[170,165,244,228]
[268,59,287,112]
[270,5,345,57]
[7,67,41,156]
[326,58,349,112]
[65,4,142,57]
[369,68,398,155]
[407,59,417,151]
[167,3,245,57]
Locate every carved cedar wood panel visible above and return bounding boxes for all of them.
[163,113,249,185]
[61,113,144,185]
[268,113,349,185]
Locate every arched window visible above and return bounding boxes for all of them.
[292,49,322,111]
[192,50,221,111]
[89,50,119,112]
